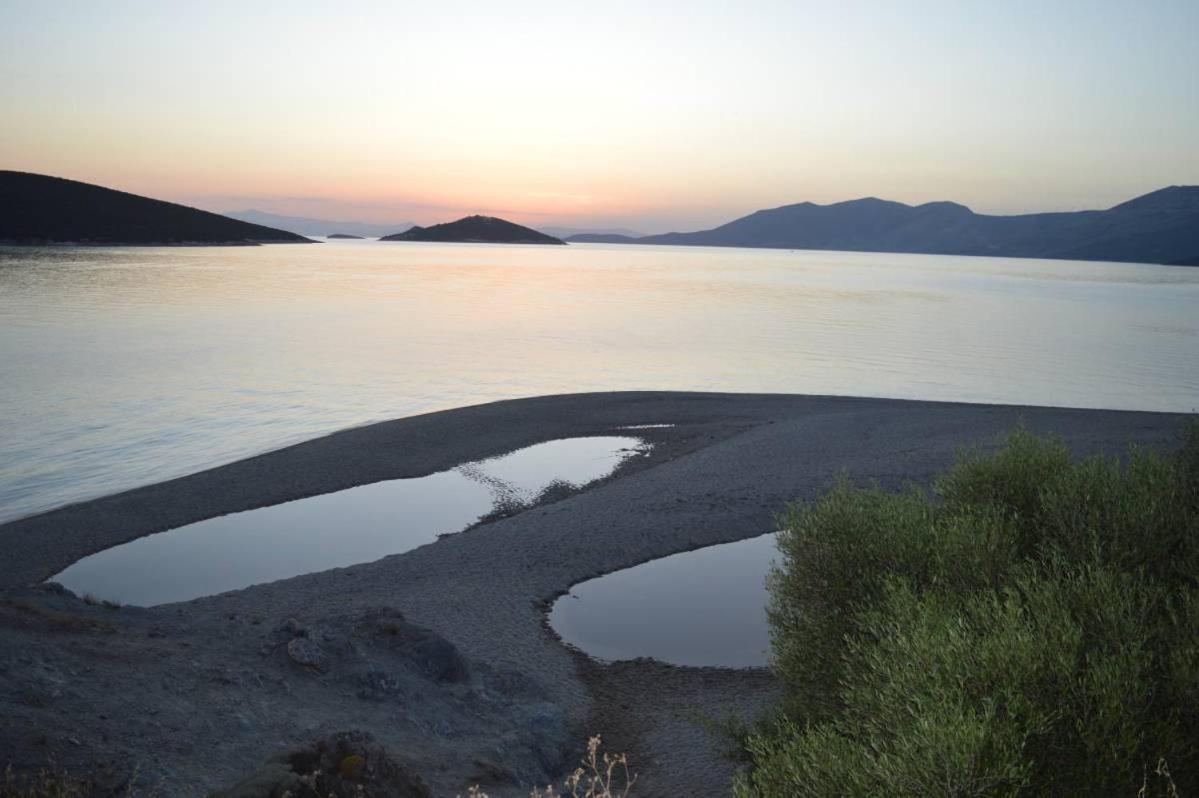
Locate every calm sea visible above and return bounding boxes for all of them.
[1,240,1196,523]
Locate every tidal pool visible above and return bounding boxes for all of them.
[52,436,645,606]
[549,532,778,668]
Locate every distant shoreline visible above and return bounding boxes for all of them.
[564,186,1199,267]
[567,237,1199,267]
[0,239,315,247]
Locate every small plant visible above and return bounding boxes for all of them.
[81,594,121,610]
[0,599,115,634]
[1,765,85,798]
[462,735,636,798]
[1140,758,1182,798]
[0,764,151,798]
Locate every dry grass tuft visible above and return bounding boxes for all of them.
[1139,758,1182,798]
[1,766,86,798]
[462,736,636,798]
[81,595,121,610]
[0,764,152,798]
[0,600,115,634]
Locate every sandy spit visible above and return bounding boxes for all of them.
[0,392,1189,796]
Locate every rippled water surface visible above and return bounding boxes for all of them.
[2,241,1197,521]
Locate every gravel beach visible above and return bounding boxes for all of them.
[0,392,1188,796]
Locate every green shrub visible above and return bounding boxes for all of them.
[741,423,1199,797]
[767,481,1016,720]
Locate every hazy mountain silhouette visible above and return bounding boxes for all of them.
[567,187,1199,265]
[326,233,365,239]
[541,225,645,240]
[0,172,313,245]
[380,216,566,245]
[567,233,642,244]
[225,209,413,238]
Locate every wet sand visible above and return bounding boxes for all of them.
[0,392,1188,795]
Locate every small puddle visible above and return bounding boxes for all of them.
[549,533,777,668]
[52,436,646,607]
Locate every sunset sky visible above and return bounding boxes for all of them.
[2,0,1197,232]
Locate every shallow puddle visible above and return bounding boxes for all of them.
[549,533,777,668]
[52,436,645,606]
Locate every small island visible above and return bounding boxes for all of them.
[326,233,364,239]
[380,215,566,245]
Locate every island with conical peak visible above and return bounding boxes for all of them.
[0,171,314,246]
[380,215,566,245]
[567,186,1199,266]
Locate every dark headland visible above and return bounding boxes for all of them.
[569,186,1199,266]
[381,215,567,245]
[0,171,314,246]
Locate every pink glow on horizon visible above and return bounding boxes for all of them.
[2,2,1196,230]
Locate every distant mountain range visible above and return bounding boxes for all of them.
[0,172,312,246]
[541,225,645,240]
[224,210,414,239]
[568,187,1199,266]
[4,171,1195,264]
[381,216,566,245]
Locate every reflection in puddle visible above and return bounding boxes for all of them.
[549,533,777,668]
[52,436,645,607]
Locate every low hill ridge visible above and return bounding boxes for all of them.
[567,187,1199,265]
[0,172,313,246]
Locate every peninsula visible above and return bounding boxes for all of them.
[0,393,1184,795]
[380,215,566,245]
[0,171,313,246]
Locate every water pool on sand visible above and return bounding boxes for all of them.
[549,532,778,668]
[52,436,645,606]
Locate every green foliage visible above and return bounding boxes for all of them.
[767,481,1015,720]
[740,423,1199,797]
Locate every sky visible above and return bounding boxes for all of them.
[1,0,1197,233]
